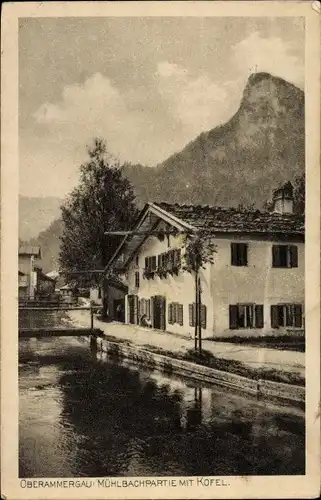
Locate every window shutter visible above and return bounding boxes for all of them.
[160,296,166,330]
[172,303,176,324]
[290,245,298,268]
[168,303,173,324]
[242,244,248,266]
[272,246,280,267]
[145,257,148,269]
[147,299,151,320]
[201,304,207,329]
[270,305,279,328]
[294,304,302,327]
[231,243,237,266]
[189,304,194,327]
[229,305,238,329]
[151,256,157,271]
[134,295,139,324]
[173,249,180,266]
[178,304,183,326]
[255,305,264,328]
[157,255,161,269]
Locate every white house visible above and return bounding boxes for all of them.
[104,183,304,338]
[18,245,41,299]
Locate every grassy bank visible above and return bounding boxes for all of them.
[207,335,305,353]
[99,333,304,387]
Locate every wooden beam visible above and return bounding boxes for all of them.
[18,306,101,311]
[19,328,103,339]
[104,230,195,236]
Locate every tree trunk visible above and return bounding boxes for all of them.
[197,274,202,354]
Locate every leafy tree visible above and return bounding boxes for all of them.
[183,231,216,353]
[59,138,138,287]
[293,173,305,215]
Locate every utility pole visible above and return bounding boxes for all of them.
[194,270,199,351]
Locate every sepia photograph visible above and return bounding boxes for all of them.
[1,1,320,499]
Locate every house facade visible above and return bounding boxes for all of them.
[105,185,304,338]
[18,245,41,300]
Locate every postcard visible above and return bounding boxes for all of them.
[1,1,320,499]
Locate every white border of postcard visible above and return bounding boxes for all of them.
[1,1,320,499]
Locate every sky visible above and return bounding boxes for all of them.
[19,16,304,198]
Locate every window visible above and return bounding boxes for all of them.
[135,271,140,289]
[158,249,181,271]
[98,287,102,299]
[135,255,139,266]
[229,304,264,329]
[168,302,183,326]
[188,303,207,329]
[145,256,157,271]
[231,243,248,266]
[271,304,302,328]
[272,245,298,268]
[139,298,151,320]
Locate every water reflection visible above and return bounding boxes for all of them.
[19,335,305,478]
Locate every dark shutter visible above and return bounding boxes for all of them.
[178,304,184,326]
[241,243,248,266]
[201,304,207,329]
[270,305,279,328]
[145,257,148,270]
[171,302,175,323]
[255,305,264,328]
[294,304,302,327]
[134,295,139,324]
[272,246,280,267]
[173,249,181,266]
[168,303,173,324]
[160,296,166,330]
[147,299,151,320]
[290,245,298,268]
[151,256,157,271]
[189,304,194,326]
[231,243,237,266]
[229,305,238,329]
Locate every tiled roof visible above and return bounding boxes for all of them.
[19,245,41,256]
[154,203,304,236]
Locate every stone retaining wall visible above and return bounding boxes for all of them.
[94,335,305,405]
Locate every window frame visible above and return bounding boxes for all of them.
[134,271,140,289]
[231,242,248,267]
[229,303,264,330]
[271,303,303,328]
[272,244,298,268]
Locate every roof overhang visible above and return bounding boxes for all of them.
[104,202,195,273]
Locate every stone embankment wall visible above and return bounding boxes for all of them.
[92,335,304,405]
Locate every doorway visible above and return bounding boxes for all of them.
[152,295,166,330]
[128,295,139,324]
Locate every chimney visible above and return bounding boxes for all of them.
[272,181,294,214]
